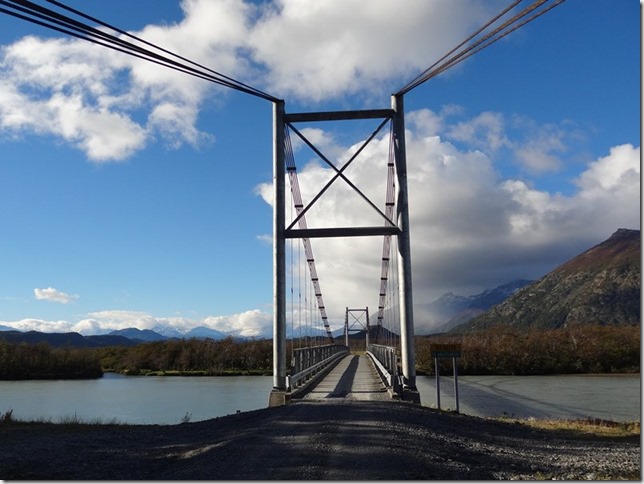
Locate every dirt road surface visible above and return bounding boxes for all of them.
[0,400,639,480]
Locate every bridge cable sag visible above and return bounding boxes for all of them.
[396,0,567,95]
[0,0,279,102]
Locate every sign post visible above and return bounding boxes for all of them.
[430,343,462,412]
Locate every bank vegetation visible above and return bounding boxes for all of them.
[415,324,640,375]
[0,341,103,379]
[0,324,638,379]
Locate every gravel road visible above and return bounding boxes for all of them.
[0,400,639,480]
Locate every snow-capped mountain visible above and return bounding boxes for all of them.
[108,328,167,342]
[183,326,228,340]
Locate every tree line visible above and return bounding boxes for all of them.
[0,324,639,379]
[414,324,640,376]
[95,337,274,375]
[0,341,103,379]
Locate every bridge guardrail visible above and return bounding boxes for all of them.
[287,344,349,391]
[367,344,403,396]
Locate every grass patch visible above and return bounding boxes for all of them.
[0,408,123,426]
[500,416,640,437]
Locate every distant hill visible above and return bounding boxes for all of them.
[452,228,641,333]
[0,325,245,348]
[85,334,141,347]
[417,280,534,333]
[0,330,137,348]
[108,328,167,342]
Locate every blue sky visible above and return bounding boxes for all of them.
[0,0,640,337]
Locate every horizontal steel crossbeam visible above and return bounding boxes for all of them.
[285,226,400,239]
[285,109,394,123]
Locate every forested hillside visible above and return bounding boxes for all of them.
[417,324,639,375]
[454,229,640,332]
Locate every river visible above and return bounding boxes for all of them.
[0,373,639,424]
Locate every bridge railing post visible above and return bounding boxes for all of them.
[288,345,350,392]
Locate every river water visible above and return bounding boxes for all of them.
[0,373,639,425]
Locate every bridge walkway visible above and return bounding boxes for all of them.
[299,353,389,401]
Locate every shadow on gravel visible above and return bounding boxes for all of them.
[0,400,639,480]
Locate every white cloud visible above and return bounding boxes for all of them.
[0,318,76,333]
[0,0,251,162]
[248,0,491,101]
[0,308,274,338]
[34,287,79,304]
[256,109,641,333]
[447,111,510,152]
[204,309,273,338]
[0,0,498,160]
[443,111,583,175]
[78,310,160,333]
[510,120,570,174]
[575,143,640,194]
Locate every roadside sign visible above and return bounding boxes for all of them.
[430,343,462,413]
[430,343,462,358]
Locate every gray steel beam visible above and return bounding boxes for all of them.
[270,100,287,403]
[285,109,394,123]
[391,94,419,400]
[285,226,400,239]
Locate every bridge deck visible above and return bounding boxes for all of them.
[300,353,389,401]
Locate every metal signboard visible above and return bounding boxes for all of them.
[430,343,462,358]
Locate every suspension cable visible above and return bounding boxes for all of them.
[375,124,398,344]
[284,127,335,343]
[396,0,566,95]
[0,0,279,102]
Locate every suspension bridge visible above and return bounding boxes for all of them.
[2,0,567,409]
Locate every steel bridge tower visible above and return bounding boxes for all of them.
[269,94,418,406]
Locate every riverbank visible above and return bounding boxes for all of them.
[114,368,272,376]
[0,400,639,480]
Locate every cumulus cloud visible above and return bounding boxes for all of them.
[204,309,273,338]
[0,37,148,161]
[447,111,510,152]
[73,309,275,337]
[248,0,491,101]
[1,308,274,338]
[0,318,77,333]
[255,108,640,333]
[0,0,497,161]
[0,0,251,162]
[34,287,79,304]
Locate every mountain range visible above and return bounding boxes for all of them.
[417,279,534,333]
[452,228,640,332]
[0,325,243,348]
[0,324,339,348]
